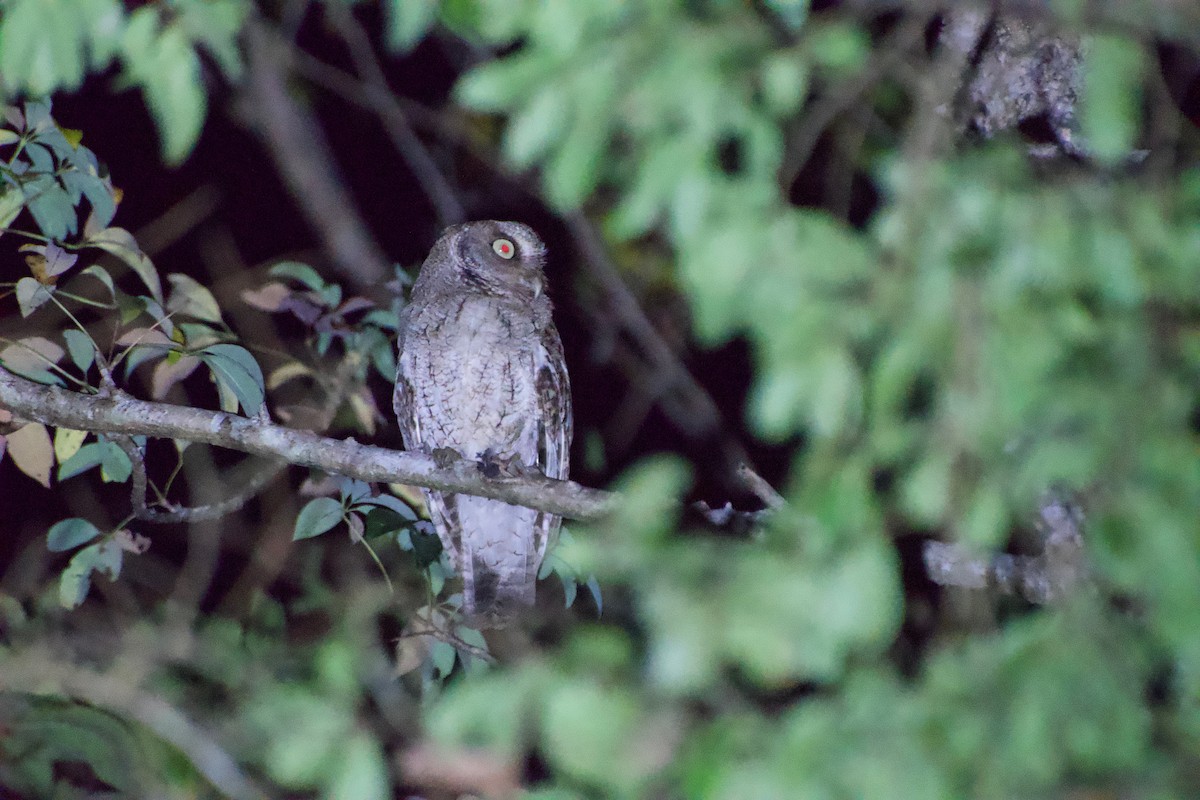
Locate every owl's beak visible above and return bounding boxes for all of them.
[520,275,543,298]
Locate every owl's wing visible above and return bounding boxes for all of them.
[532,321,573,561]
[393,342,464,565]
[391,348,420,452]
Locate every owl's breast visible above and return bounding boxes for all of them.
[404,295,540,460]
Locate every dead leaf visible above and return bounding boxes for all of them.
[166,273,223,323]
[151,355,201,399]
[395,633,434,676]
[115,327,174,347]
[348,390,379,435]
[113,529,151,554]
[300,474,340,497]
[6,423,53,487]
[241,282,292,312]
[21,241,77,282]
[0,337,64,372]
[266,360,313,390]
[53,427,88,463]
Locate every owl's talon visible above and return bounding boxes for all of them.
[432,447,462,469]
[478,449,531,479]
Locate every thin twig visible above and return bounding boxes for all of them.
[240,18,393,290]
[735,463,785,510]
[780,16,925,191]
[326,5,465,227]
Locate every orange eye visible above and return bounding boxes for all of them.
[492,238,516,259]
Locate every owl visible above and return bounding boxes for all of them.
[393,221,572,627]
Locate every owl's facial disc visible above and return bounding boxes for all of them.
[450,221,547,298]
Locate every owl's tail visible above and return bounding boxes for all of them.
[456,496,541,628]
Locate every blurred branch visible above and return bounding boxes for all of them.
[565,213,780,502]
[240,18,392,289]
[0,366,615,521]
[924,490,1089,603]
[780,16,925,191]
[736,463,785,509]
[398,742,521,799]
[326,5,465,227]
[0,649,269,800]
[907,8,989,163]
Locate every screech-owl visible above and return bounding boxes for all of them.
[393,221,572,627]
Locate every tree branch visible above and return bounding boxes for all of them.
[240,18,393,290]
[326,5,465,227]
[0,367,616,521]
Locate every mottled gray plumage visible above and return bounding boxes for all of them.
[394,221,571,627]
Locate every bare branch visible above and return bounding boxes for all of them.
[735,463,785,510]
[326,6,465,227]
[240,18,392,289]
[0,366,616,521]
[924,491,1089,604]
[398,742,521,800]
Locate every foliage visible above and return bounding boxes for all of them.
[1,1,1199,798]
[0,0,246,163]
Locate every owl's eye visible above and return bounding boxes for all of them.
[492,238,516,259]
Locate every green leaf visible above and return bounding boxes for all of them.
[1080,35,1144,165]
[607,455,692,553]
[175,0,245,79]
[58,442,107,481]
[356,493,418,520]
[269,261,328,292]
[361,506,411,540]
[0,184,25,232]
[47,518,101,552]
[58,540,123,609]
[166,273,223,323]
[98,438,133,483]
[764,0,810,32]
[544,104,612,209]
[541,679,648,793]
[198,343,265,416]
[59,551,94,608]
[384,0,438,52]
[0,336,64,385]
[429,640,457,679]
[0,0,87,96]
[293,497,345,541]
[84,227,163,302]
[586,575,603,615]
[760,53,809,116]
[25,178,77,240]
[503,83,569,169]
[63,329,96,372]
[80,264,116,299]
[455,51,558,112]
[121,9,205,163]
[324,732,389,800]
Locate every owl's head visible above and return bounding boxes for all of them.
[417,220,549,300]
